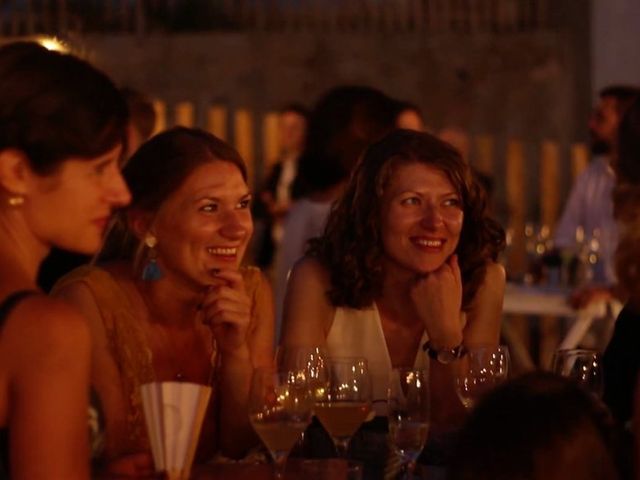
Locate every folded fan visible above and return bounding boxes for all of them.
[141,381,212,480]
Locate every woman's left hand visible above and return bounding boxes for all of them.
[410,254,463,344]
[201,269,252,356]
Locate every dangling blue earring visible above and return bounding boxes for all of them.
[141,234,163,281]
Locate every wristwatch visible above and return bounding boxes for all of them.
[422,341,467,364]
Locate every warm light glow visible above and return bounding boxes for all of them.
[37,36,69,53]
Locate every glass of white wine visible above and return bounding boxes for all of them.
[388,368,430,479]
[314,357,372,458]
[249,367,314,478]
[455,345,510,410]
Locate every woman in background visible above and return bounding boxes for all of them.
[55,127,274,465]
[0,42,130,479]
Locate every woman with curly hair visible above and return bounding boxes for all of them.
[281,128,505,432]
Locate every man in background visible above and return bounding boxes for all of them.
[554,85,639,303]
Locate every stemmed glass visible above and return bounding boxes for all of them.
[551,348,604,398]
[388,368,430,479]
[314,357,372,457]
[248,367,314,478]
[276,345,329,402]
[455,345,510,409]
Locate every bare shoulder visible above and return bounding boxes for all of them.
[288,257,332,291]
[3,295,90,362]
[281,257,334,345]
[482,262,506,289]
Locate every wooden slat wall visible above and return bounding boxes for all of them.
[0,0,552,35]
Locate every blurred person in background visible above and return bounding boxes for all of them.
[273,85,397,341]
[254,104,309,272]
[449,372,620,480]
[554,85,639,307]
[54,127,274,468]
[0,42,130,479]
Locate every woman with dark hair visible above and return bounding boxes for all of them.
[281,129,505,429]
[0,42,130,479]
[449,372,619,480]
[54,127,274,464]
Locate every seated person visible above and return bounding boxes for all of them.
[281,129,505,437]
[54,127,274,465]
[449,372,620,480]
[0,42,131,479]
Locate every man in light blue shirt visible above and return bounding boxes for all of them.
[555,85,639,287]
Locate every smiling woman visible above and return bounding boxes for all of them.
[52,127,274,468]
[280,129,505,474]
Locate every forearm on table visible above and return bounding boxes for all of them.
[216,346,257,458]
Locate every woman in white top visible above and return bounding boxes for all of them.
[281,129,506,432]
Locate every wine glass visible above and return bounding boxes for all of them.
[248,367,314,478]
[455,345,510,409]
[388,368,430,479]
[276,345,329,402]
[551,348,603,398]
[314,357,372,457]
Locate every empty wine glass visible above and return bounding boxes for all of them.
[388,368,430,479]
[455,345,510,409]
[315,357,372,457]
[551,348,603,398]
[248,367,314,478]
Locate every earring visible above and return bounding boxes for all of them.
[141,234,163,281]
[7,196,24,207]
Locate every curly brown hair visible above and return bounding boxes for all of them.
[307,129,505,310]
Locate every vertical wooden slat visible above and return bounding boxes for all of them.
[539,139,562,368]
[11,0,20,35]
[58,0,67,32]
[234,109,255,186]
[262,111,280,172]
[207,105,228,141]
[540,140,560,227]
[174,101,195,128]
[26,0,35,34]
[152,100,167,135]
[474,134,495,176]
[571,142,589,180]
[134,0,145,36]
[506,139,526,277]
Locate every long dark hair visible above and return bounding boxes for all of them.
[0,42,128,174]
[308,129,505,310]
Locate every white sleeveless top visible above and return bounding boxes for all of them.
[325,303,429,416]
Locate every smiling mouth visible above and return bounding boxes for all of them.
[207,247,238,256]
[412,238,445,248]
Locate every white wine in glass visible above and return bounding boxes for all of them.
[455,345,510,409]
[388,368,430,478]
[315,357,372,457]
[249,368,314,478]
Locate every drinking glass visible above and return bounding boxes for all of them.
[455,345,510,409]
[276,345,329,402]
[388,368,430,479]
[551,348,604,398]
[249,367,314,478]
[315,357,372,457]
